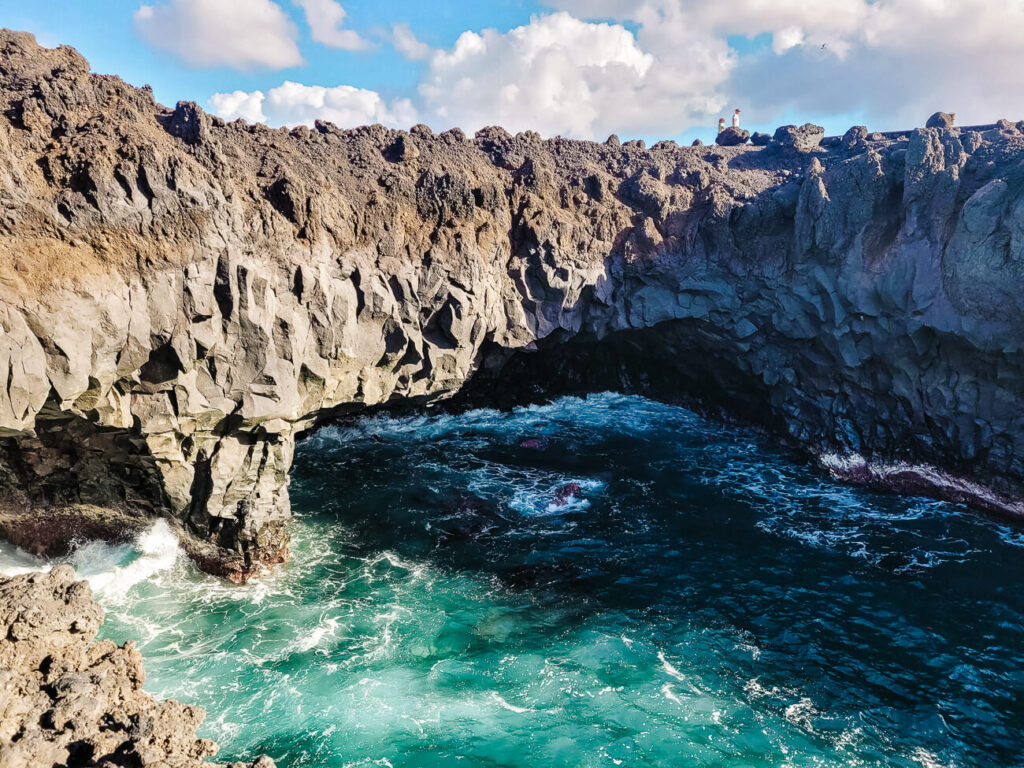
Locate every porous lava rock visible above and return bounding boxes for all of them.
[0,567,273,767]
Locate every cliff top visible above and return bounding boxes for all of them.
[0,28,825,297]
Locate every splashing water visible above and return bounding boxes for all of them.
[3,393,1023,767]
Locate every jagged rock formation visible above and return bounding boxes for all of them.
[0,30,1023,579]
[0,567,273,767]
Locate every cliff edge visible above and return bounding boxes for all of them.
[0,30,1023,579]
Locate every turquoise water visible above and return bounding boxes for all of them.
[3,393,1023,767]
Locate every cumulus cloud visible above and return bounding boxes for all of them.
[391,22,433,61]
[134,0,303,70]
[202,1,1024,139]
[293,0,370,51]
[547,0,1024,130]
[208,90,268,123]
[210,81,417,128]
[417,13,673,139]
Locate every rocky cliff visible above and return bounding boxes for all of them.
[0,567,272,767]
[0,30,1022,580]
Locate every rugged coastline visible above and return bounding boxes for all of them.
[0,29,1023,581]
[0,566,272,767]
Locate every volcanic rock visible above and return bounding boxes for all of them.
[841,125,869,150]
[2,30,1024,578]
[0,567,273,767]
[770,123,825,153]
[715,127,749,146]
[926,111,956,129]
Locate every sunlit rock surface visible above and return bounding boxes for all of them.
[0,566,273,767]
[0,29,1023,577]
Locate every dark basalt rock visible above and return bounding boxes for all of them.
[842,125,869,150]
[2,30,1024,579]
[926,111,956,129]
[770,123,825,152]
[715,126,749,146]
[553,482,583,507]
[750,131,771,146]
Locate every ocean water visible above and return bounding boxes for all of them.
[2,393,1023,767]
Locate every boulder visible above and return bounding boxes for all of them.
[926,111,956,129]
[750,131,772,146]
[771,123,825,152]
[691,139,704,146]
[715,127,749,146]
[842,125,869,149]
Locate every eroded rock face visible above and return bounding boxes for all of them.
[0,30,1023,577]
[0,567,273,767]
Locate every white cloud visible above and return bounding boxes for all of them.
[417,12,671,139]
[392,22,433,61]
[202,1,1024,139]
[209,81,417,128]
[293,0,370,51]
[547,0,1024,130]
[208,89,268,122]
[134,0,303,70]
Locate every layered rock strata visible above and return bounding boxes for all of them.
[0,567,272,767]
[0,30,1023,578]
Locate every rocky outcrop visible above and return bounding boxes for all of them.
[0,567,272,767]
[927,111,957,129]
[0,30,1023,578]
[715,126,749,146]
[770,123,826,153]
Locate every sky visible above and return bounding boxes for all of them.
[2,0,1022,145]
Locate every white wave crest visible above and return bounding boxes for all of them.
[0,520,182,597]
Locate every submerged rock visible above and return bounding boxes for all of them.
[0,567,273,767]
[518,436,550,451]
[553,482,584,507]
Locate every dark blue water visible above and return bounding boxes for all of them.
[5,394,1022,766]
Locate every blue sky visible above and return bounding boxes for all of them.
[0,0,1017,144]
